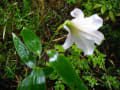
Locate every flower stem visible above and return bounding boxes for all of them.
[49,20,70,45]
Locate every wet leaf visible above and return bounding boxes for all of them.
[12,33,36,68]
[21,28,42,56]
[17,68,46,90]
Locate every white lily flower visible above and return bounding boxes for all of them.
[63,8,104,55]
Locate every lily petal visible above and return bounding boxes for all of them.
[82,14,103,31]
[71,14,103,32]
[70,8,84,19]
[78,30,104,45]
[73,34,94,55]
[62,32,73,49]
[91,31,104,45]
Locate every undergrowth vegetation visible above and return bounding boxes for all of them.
[0,0,120,90]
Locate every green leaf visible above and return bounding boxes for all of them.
[54,44,65,52]
[5,66,15,76]
[47,50,88,90]
[101,5,106,14]
[67,0,76,4]
[18,68,46,90]
[83,2,92,10]
[42,67,54,77]
[109,11,116,23]
[23,0,30,9]
[12,33,36,68]
[21,28,42,56]
[93,4,102,9]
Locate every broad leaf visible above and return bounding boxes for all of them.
[12,33,36,68]
[18,68,46,90]
[21,29,42,56]
[42,67,53,77]
[47,50,88,90]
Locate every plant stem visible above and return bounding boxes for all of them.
[49,20,70,45]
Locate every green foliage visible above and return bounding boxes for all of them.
[13,30,46,90]
[42,67,53,77]
[0,54,4,64]
[49,71,65,90]
[67,0,76,4]
[18,68,46,90]
[54,44,120,89]
[13,28,87,90]
[0,0,120,90]
[102,75,120,89]
[68,46,106,88]
[4,57,16,79]
[87,48,106,69]
[80,0,120,22]
[54,45,65,52]
[12,33,36,68]
[54,80,65,90]
[21,28,42,56]
[83,76,98,88]
[47,50,88,90]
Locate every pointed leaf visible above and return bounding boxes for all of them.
[101,5,106,14]
[12,33,36,68]
[93,4,102,9]
[47,50,88,90]
[109,11,116,23]
[18,68,46,90]
[21,29,42,56]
